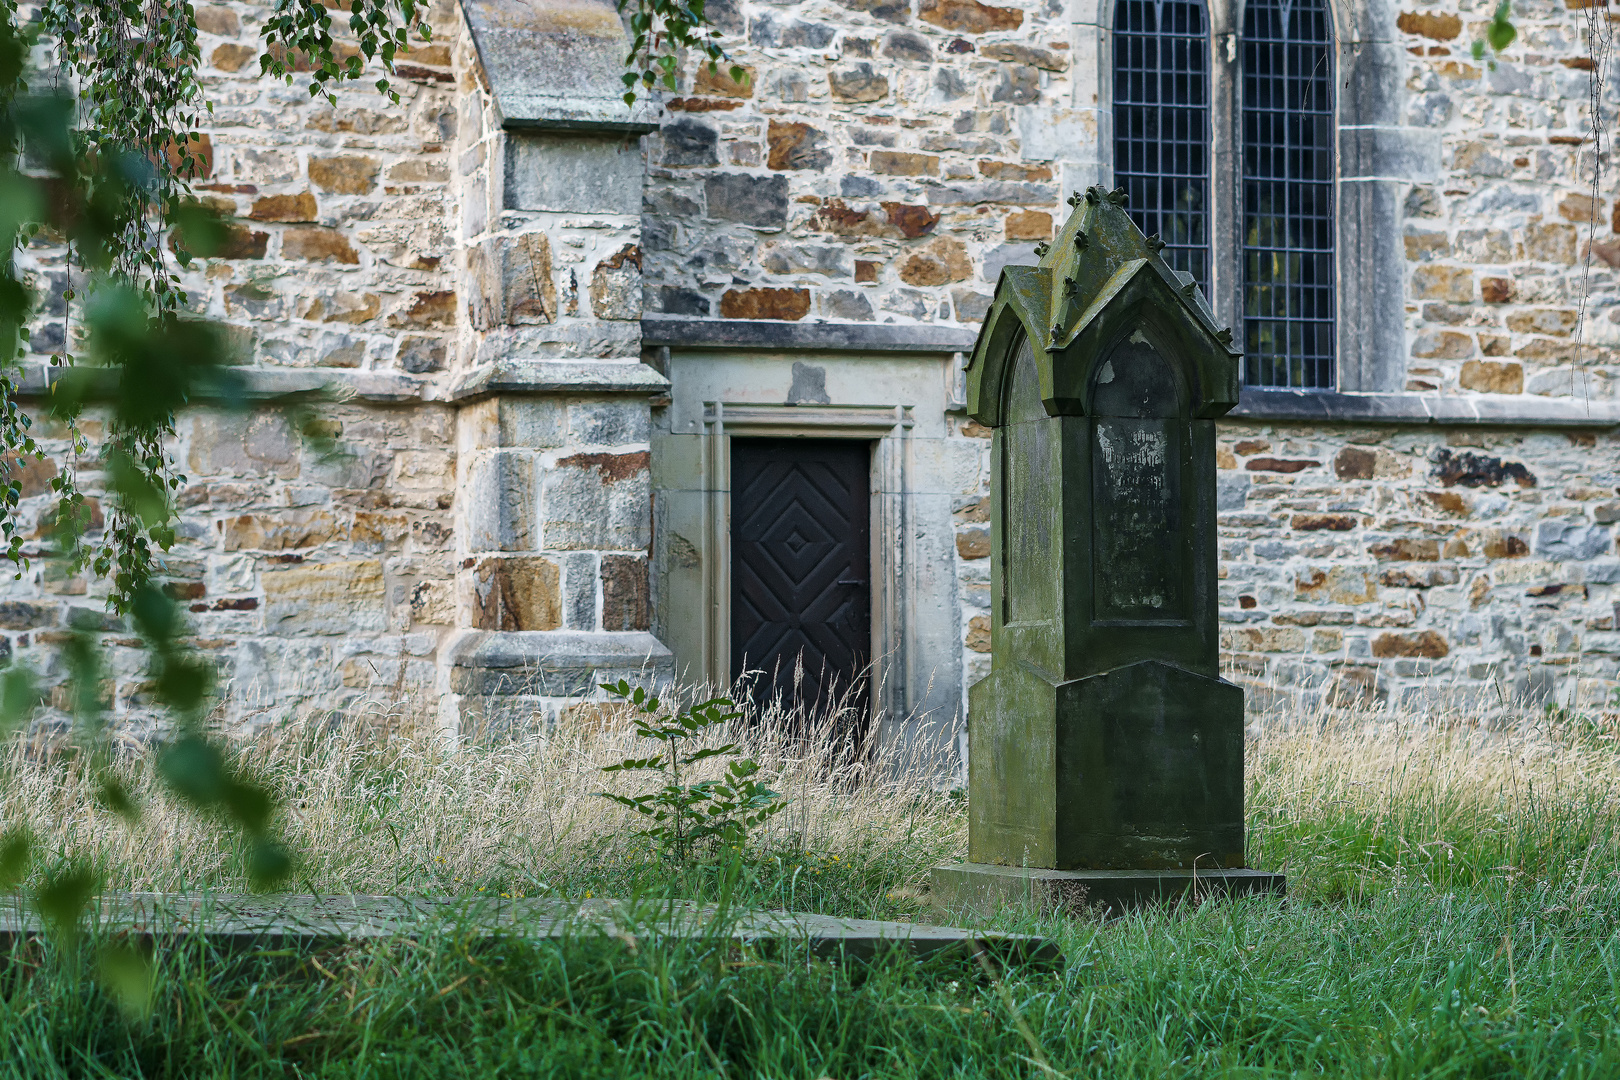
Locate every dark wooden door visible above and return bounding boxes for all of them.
[731,439,871,726]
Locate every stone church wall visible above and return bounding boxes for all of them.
[1,0,1618,734]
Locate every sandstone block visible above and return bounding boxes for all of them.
[694,63,754,97]
[590,244,642,321]
[898,237,971,286]
[829,63,890,102]
[920,0,1023,33]
[978,161,1053,181]
[991,65,1040,105]
[601,555,650,631]
[720,287,811,320]
[1524,223,1576,263]
[1481,530,1530,558]
[1481,276,1515,303]
[855,260,881,283]
[952,288,992,322]
[471,232,556,328]
[1227,627,1307,653]
[249,192,318,222]
[766,122,832,171]
[1245,457,1320,473]
[1410,330,1472,359]
[282,226,358,264]
[465,451,537,553]
[870,151,939,176]
[390,290,456,329]
[980,42,1068,70]
[189,413,299,479]
[568,401,650,447]
[542,451,652,551]
[398,335,446,374]
[221,510,341,551]
[1291,513,1357,531]
[810,198,939,239]
[211,43,255,71]
[1004,210,1052,240]
[196,5,239,35]
[1295,566,1377,604]
[263,559,386,635]
[1396,11,1460,39]
[956,526,990,559]
[2,454,57,498]
[1371,630,1449,659]
[217,224,268,260]
[309,155,380,194]
[966,614,991,652]
[1458,360,1523,393]
[472,557,562,631]
[1380,565,1460,588]
[1368,537,1441,561]
[1410,265,1473,301]
[1505,308,1577,336]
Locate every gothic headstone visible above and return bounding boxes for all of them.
[931,187,1286,914]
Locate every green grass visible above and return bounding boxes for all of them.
[2,716,1619,1076]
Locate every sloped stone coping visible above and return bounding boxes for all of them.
[0,892,1060,967]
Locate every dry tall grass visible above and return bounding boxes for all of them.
[3,685,1618,905]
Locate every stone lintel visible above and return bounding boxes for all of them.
[930,863,1286,918]
[642,318,979,354]
[448,360,670,402]
[446,629,672,697]
[460,0,657,134]
[1234,388,1620,428]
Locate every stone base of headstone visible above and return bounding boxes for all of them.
[929,863,1286,919]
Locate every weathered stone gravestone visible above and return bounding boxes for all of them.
[932,188,1286,915]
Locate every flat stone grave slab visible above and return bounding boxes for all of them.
[0,892,1061,967]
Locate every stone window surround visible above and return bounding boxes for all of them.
[1069,0,1419,393]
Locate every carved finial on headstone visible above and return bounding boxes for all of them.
[1067,190,1084,208]
[1062,275,1078,298]
[1085,186,1102,205]
[1033,241,1051,258]
[1146,233,1166,253]
[1180,279,1198,297]
[1216,326,1234,344]
[1049,321,1064,342]
[1074,229,1089,251]
[1107,186,1129,205]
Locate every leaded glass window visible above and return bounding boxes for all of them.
[1113,0,1210,290]
[1241,0,1335,388]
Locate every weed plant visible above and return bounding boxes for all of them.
[0,688,1618,1076]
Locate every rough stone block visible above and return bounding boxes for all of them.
[1459,360,1523,394]
[567,401,650,446]
[503,133,643,215]
[919,0,1022,33]
[188,413,299,479]
[720,287,810,320]
[704,173,788,227]
[262,559,386,635]
[828,63,890,102]
[1536,519,1611,561]
[470,232,556,328]
[309,155,379,194]
[541,451,652,551]
[465,451,537,552]
[766,121,832,171]
[590,244,642,320]
[563,552,597,629]
[282,226,358,264]
[601,554,650,631]
[899,237,971,286]
[472,556,562,631]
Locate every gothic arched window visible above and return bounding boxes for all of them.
[1241,0,1335,388]
[1112,0,1211,290]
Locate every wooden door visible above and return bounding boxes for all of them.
[731,439,871,727]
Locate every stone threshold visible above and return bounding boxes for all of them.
[0,892,1060,966]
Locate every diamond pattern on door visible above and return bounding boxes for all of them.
[731,439,871,727]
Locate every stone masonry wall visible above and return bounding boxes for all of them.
[5,1,469,726]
